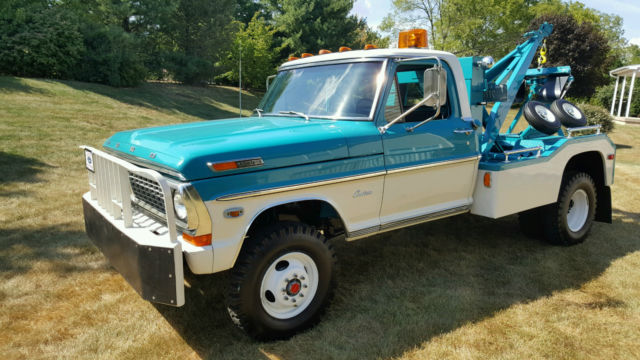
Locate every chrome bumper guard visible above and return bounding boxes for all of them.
[81,146,184,306]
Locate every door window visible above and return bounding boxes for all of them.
[383,64,458,123]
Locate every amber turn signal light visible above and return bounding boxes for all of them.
[211,161,238,171]
[182,233,212,247]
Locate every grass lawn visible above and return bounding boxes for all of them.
[1,76,639,359]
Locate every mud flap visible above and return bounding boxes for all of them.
[83,198,185,306]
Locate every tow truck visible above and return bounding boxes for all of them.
[81,23,615,339]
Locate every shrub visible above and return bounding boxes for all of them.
[164,53,213,85]
[0,6,84,78]
[75,24,147,87]
[578,103,615,133]
[591,83,640,118]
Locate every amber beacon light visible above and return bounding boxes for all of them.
[398,29,428,48]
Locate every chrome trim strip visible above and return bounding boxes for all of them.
[103,148,186,181]
[217,155,480,201]
[346,205,470,241]
[207,157,264,172]
[386,155,480,175]
[217,171,387,201]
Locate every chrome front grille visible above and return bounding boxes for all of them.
[129,173,166,215]
[83,146,179,242]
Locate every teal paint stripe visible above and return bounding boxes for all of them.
[479,134,611,171]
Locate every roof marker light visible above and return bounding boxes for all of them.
[301,53,314,58]
[398,29,428,48]
[288,56,299,61]
[319,49,331,54]
[339,46,351,52]
[364,44,378,50]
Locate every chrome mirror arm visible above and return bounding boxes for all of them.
[378,93,438,134]
[406,105,441,132]
[378,56,444,135]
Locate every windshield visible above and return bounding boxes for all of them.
[259,61,384,119]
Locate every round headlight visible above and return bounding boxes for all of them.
[173,192,188,220]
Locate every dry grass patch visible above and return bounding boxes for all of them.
[1,77,639,359]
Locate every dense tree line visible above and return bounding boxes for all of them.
[1,0,638,100]
[0,0,386,88]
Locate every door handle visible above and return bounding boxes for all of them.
[453,129,473,135]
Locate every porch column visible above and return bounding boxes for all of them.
[610,76,619,115]
[617,76,627,117]
[626,72,636,118]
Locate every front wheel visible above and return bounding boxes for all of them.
[226,222,336,340]
[543,172,597,245]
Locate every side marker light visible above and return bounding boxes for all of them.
[483,172,491,188]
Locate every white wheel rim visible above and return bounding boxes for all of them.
[562,103,582,119]
[567,189,589,232]
[259,252,319,319]
[535,105,556,123]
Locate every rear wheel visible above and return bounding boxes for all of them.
[542,172,597,245]
[226,222,336,340]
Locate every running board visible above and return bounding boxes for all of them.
[346,205,470,241]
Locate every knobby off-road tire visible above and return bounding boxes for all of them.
[523,101,562,135]
[542,172,597,246]
[550,99,587,128]
[226,222,336,340]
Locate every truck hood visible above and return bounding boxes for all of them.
[103,116,354,181]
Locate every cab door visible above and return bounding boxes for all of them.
[378,60,480,227]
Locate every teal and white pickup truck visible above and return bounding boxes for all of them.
[81,24,615,339]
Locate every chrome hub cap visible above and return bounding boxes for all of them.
[562,102,581,119]
[260,252,319,319]
[535,105,556,123]
[567,189,589,232]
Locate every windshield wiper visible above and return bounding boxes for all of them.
[278,110,309,121]
[254,108,263,118]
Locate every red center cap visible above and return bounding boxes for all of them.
[287,280,301,296]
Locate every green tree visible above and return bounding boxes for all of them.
[75,24,147,87]
[162,0,236,84]
[442,0,537,57]
[532,0,626,67]
[625,44,640,65]
[380,0,536,57]
[379,0,454,50]
[222,13,277,90]
[529,14,610,98]
[353,18,391,49]
[235,0,270,25]
[0,1,84,78]
[271,0,362,57]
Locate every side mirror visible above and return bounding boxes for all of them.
[423,67,447,108]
